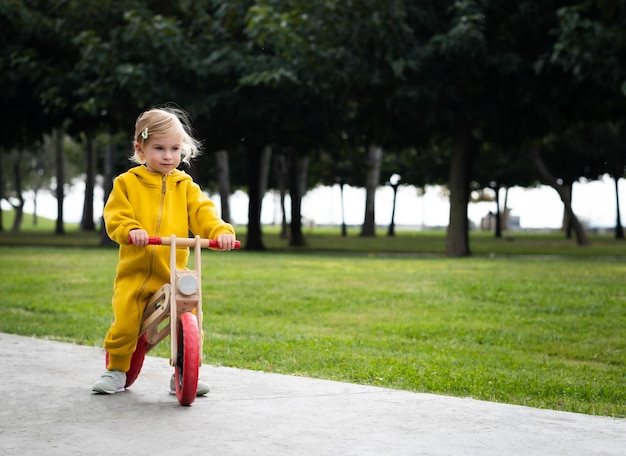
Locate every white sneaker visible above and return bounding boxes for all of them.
[169,373,210,396]
[196,380,211,396]
[92,370,126,394]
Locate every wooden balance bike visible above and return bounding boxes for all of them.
[105,234,240,406]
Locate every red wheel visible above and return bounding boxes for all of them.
[125,333,147,387]
[105,333,147,388]
[174,312,200,406]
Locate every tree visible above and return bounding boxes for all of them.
[311,146,368,237]
[550,1,626,239]
[361,146,383,236]
[598,123,626,240]
[0,1,59,231]
[53,128,66,235]
[579,122,626,239]
[52,0,255,243]
[0,136,65,231]
[396,0,624,254]
[214,150,232,223]
[80,134,97,231]
[284,148,309,246]
[4,0,626,245]
[530,143,590,245]
[548,1,626,240]
[446,123,476,256]
[552,1,626,99]
[2,149,27,231]
[244,1,426,241]
[472,144,541,238]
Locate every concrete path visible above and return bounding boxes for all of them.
[1,332,624,455]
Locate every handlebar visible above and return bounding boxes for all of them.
[128,235,241,249]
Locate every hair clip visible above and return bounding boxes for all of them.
[141,127,149,140]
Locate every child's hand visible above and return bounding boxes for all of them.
[215,233,237,251]
[129,229,149,247]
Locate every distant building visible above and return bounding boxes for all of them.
[480,210,520,231]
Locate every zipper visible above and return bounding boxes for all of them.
[155,174,166,234]
[135,174,167,320]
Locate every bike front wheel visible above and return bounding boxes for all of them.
[173,312,200,406]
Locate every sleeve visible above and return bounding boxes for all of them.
[103,176,144,245]
[186,181,235,240]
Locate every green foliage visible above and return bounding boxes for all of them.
[0,232,625,416]
[2,1,626,254]
[553,0,626,93]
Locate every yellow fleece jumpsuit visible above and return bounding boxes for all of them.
[103,165,235,372]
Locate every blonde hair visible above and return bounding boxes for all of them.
[131,106,202,166]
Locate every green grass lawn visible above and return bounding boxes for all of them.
[0,228,624,417]
[3,221,626,257]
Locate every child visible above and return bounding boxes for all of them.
[92,106,237,396]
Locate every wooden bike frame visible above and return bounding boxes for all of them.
[138,235,203,367]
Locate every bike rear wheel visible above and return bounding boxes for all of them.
[104,333,147,388]
[173,312,200,406]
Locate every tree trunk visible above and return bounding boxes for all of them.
[259,146,272,201]
[287,151,309,247]
[273,151,289,239]
[492,184,502,238]
[502,186,510,231]
[258,145,272,233]
[446,124,474,257]
[245,142,266,250]
[339,180,347,237]
[54,128,65,235]
[613,174,624,240]
[81,135,96,231]
[99,142,116,246]
[360,144,382,237]
[530,145,590,246]
[10,158,24,232]
[215,150,232,223]
[32,187,39,226]
[0,151,4,231]
[564,183,573,239]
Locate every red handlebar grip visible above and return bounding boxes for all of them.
[209,240,241,249]
[129,236,240,249]
[127,236,163,245]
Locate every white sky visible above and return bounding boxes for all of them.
[5,174,625,229]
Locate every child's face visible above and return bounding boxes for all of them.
[135,133,183,175]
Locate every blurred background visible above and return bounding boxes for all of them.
[1,1,624,254]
